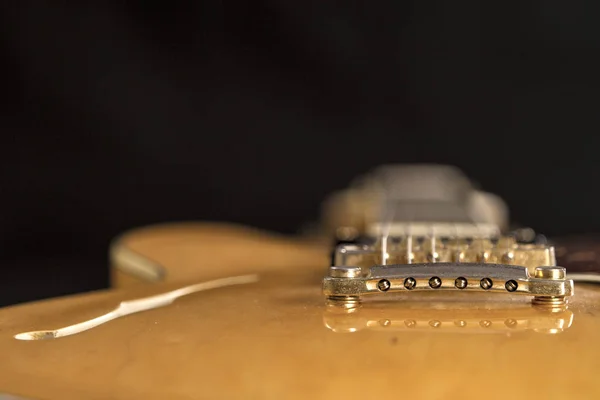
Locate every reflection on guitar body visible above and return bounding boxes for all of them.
[323,299,574,335]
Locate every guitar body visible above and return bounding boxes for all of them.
[1,223,600,399]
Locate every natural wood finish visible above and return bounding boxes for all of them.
[111,222,329,286]
[1,223,600,399]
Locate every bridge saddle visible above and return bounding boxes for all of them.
[323,234,574,307]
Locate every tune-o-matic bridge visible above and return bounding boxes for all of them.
[323,237,574,307]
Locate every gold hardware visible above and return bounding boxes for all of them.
[502,251,515,263]
[532,267,568,306]
[323,263,574,307]
[404,277,416,290]
[334,237,556,276]
[329,266,362,278]
[377,279,391,292]
[505,280,518,292]
[429,277,442,289]
[455,277,468,289]
[480,277,493,290]
[535,266,565,280]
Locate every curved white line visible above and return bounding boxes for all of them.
[14,274,259,341]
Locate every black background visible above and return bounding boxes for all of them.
[2,1,600,306]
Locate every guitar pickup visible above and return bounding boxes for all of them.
[323,239,574,307]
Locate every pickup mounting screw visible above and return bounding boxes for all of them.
[480,278,493,290]
[377,279,391,292]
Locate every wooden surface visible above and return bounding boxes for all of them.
[110,222,329,286]
[1,223,600,399]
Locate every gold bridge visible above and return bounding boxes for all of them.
[324,235,574,307]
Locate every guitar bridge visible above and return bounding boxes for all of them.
[323,237,574,307]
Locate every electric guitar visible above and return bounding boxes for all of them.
[1,165,599,400]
